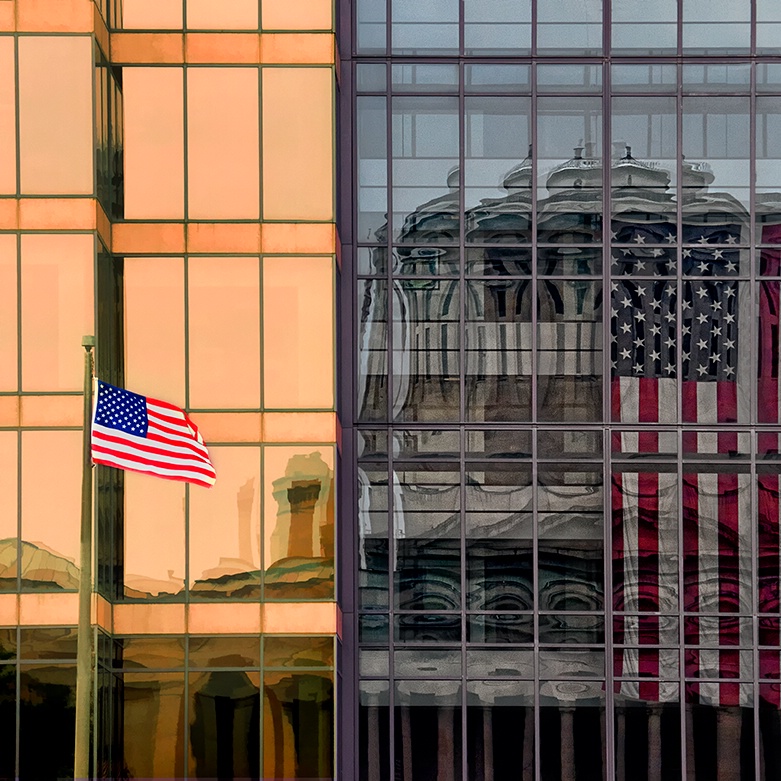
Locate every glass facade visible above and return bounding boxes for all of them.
[348,1,781,780]
[0,0,337,778]
[3,0,781,779]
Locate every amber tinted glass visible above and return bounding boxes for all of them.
[263,446,335,600]
[261,68,334,221]
[261,0,333,30]
[21,431,81,590]
[189,446,261,600]
[188,257,260,409]
[124,471,185,600]
[0,432,18,592]
[187,68,259,220]
[262,256,334,410]
[122,0,183,29]
[0,36,15,194]
[124,258,185,405]
[18,36,92,195]
[0,235,16,391]
[122,673,185,778]
[123,68,185,219]
[186,0,258,29]
[20,234,94,392]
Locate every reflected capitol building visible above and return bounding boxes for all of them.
[356,139,781,781]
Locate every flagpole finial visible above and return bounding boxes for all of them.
[82,335,95,348]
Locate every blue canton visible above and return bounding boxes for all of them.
[95,381,149,437]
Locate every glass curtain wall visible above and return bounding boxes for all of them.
[350,1,781,779]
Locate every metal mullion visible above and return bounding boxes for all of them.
[601,52,616,781]
[750,56,762,780]
[531,417,540,781]
[386,422,396,781]
[675,55,689,780]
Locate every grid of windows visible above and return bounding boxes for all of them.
[348,2,781,779]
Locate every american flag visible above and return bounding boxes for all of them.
[611,221,752,707]
[91,380,216,488]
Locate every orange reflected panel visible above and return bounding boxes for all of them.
[110,33,185,64]
[187,68,259,220]
[194,412,263,443]
[188,602,261,634]
[261,0,333,31]
[261,68,334,221]
[260,32,335,64]
[0,36,15,194]
[263,256,334,409]
[186,0,258,30]
[20,234,94,392]
[185,32,259,64]
[124,257,185,404]
[262,445,335,599]
[263,602,337,634]
[16,0,93,31]
[18,593,79,624]
[113,603,186,634]
[123,68,184,219]
[21,431,81,590]
[19,395,82,427]
[0,432,18,590]
[188,257,260,409]
[0,234,17,391]
[122,0,183,29]
[263,411,336,443]
[124,471,185,601]
[189,446,260,599]
[0,4,12,32]
[112,222,186,254]
[18,36,93,195]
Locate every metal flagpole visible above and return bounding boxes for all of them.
[75,335,95,780]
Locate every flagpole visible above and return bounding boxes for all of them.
[75,335,95,780]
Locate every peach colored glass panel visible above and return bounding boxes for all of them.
[263,256,334,410]
[18,36,93,195]
[21,431,80,590]
[21,234,93,392]
[261,0,333,30]
[0,36,15,194]
[124,471,185,600]
[113,603,186,634]
[186,0,258,29]
[0,234,17,391]
[123,68,185,219]
[123,673,185,779]
[262,445,335,599]
[188,257,260,408]
[0,431,18,590]
[261,68,333,220]
[189,446,260,599]
[187,68,259,219]
[124,258,186,405]
[122,0,183,29]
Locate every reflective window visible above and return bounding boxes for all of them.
[0,36,15,194]
[0,235,17,391]
[18,36,93,195]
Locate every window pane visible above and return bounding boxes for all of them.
[124,471,185,600]
[122,673,185,778]
[125,258,185,405]
[186,0,258,29]
[21,234,94,392]
[0,432,18,593]
[189,257,260,409]
[263,670,334,779]
[18,36,92,194]
[537,0,602,55]
[682,0,750,54]
[357,278,388,422]
[189,670,260,778]
[0,36,15,194]
[20,431,81,591]
[19,665,75,779]
[391,0,459,55]
[123,68,184,219]
[188,68,259,220]
[611,0,677,54]
[122,0,183,29]
[263,256,334,410]
[189,446,261,600]
[357,96,387,243]
[261,68,333,221]
[0,235,17,391]
[464,0,531,56]
[263,446,335,600]
[261,0,333,30]
[0,660,13,779]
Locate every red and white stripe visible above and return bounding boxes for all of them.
[92,395,216,488]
